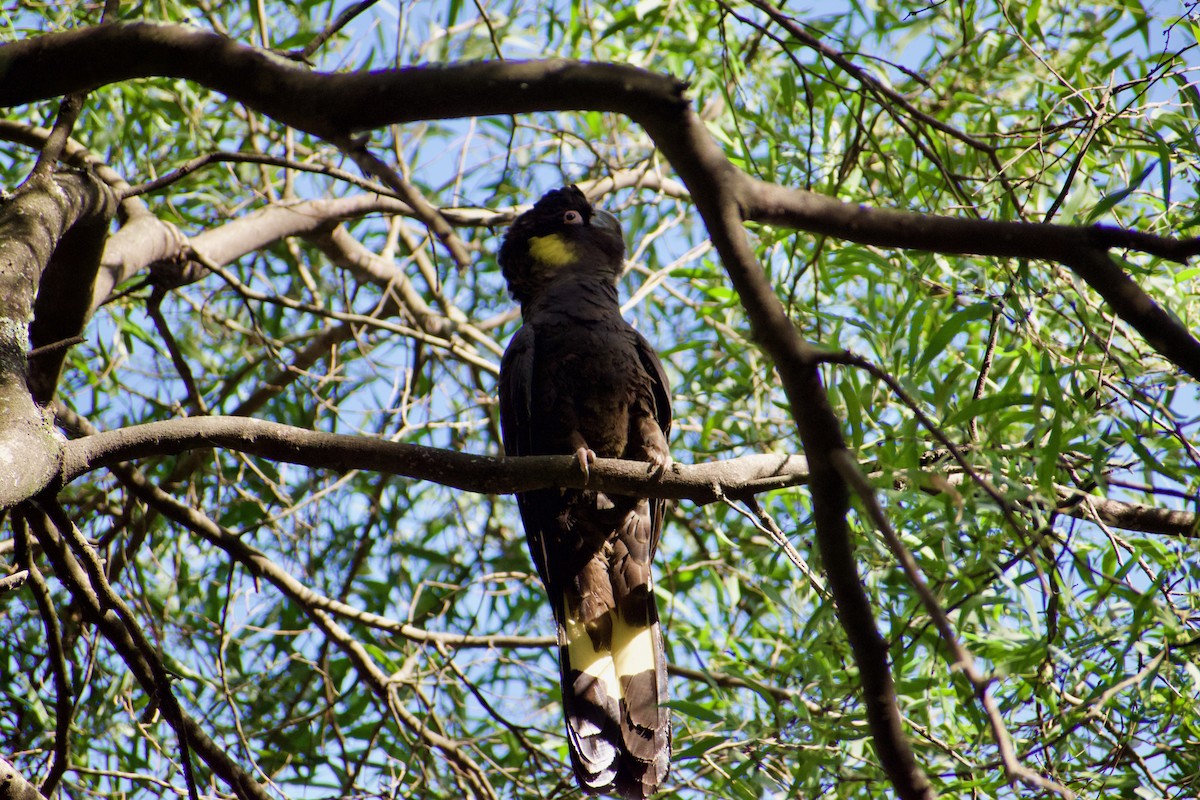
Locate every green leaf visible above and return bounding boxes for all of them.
[917,302,993,370]
[668,699,724,724]
[944,392,1036,426]
[1086,161,1157,222]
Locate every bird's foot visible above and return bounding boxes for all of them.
[574,446,596,482]
[644,447,672,477]
[635,416,671,477]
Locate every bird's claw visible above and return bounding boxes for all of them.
[574,446,596,482]
[645,449,671,477]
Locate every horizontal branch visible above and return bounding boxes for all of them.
[55,414,1197,538]
[742,178,1200,264]
[0,570,30,594]
[58,414,810,503]
[6,24,1196,261]
[1064,489,1199,538]
[0,23,687,139]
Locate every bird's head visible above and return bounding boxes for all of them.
[498,185,626,306]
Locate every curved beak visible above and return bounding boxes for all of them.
[589,208,622,236]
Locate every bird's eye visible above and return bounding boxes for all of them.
[563,210,583,225]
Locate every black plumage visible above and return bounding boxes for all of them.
[497,186,672,798]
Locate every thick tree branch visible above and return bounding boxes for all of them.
[641,103,935,799]
[0,170,115,338]
[743,180,1200,377]
[93,193,444,313]
[3,24,1196,259]
[91,192,507,314]
[55,412,1195,535]
[0,24,682,137]
[6,23,1197,384]
[1069,490,1198,537]
[56,406,557,653]
[0,170,117,509]
[59,414,810,501]
[0,757,47,800]
[29,93,85,180]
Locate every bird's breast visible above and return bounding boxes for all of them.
[530,323,650,460]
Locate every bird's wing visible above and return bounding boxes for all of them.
[498,323,534,459]
[500,322,628,791]
[633,329,672,437]
[632,329,672,560]
[498,324,556,591]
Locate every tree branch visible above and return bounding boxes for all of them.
[92,444,503,799]
[834,451,1076,799]
[3,24,1196,255]
[0,170,117,510]
[11,516,70,796]
[4,25,1196,372]
[94,194,411,312]
[0,24,686,138]
[49,410,1194,547]
[0,570,30,593]
[59,414,811,502]
[0,756,47,800]
[632,55,936,800]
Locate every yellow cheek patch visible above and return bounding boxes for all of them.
[528,233,577,267]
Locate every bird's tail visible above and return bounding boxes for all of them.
[559,501,671,798]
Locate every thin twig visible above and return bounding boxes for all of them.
[33,500,203,800]
[968,305,1003,442]
[12,515,71,796]
[334,136,474,270]
[147,289,209,414]
[198,251,501,375]
[124,149,395,198]
[292,0,380,62]
[731,493,830,598]
[820,349,1030,536]
[27,335,86,359]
